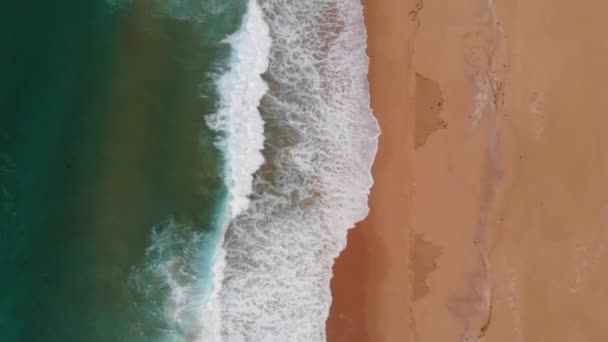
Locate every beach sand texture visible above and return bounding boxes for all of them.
[328,0,608,341]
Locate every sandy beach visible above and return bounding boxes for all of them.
[327,0,417,340]
[328,0,608,341]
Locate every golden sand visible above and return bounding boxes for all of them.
[329,0,608,341]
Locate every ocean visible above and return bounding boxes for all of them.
[0,0,378,341]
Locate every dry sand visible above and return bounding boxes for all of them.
[328,0,608,341]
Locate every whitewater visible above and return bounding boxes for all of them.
[117,1,270,341]
[128,0,379,340]
[203,0,380,341]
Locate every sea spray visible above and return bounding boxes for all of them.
[217,0,379,341]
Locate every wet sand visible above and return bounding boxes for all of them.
[327,0,417,341]
[328,0,608,341]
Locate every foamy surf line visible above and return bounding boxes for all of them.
[199,0,270,341]
[213,0,379,341]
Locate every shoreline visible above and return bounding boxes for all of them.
[329,0,608,341]
[327,0,418,341]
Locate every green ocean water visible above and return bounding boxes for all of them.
[0,1,245,340]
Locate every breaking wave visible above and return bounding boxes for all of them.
[217,0,379,341]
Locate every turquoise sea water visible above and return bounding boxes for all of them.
[0,1,245,340]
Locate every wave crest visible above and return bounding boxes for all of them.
[205,0,270,219]
[199,1,271,341]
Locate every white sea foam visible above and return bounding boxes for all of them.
[104,0,271,341]
[198,1,271,341]
[128,2,271,341]
[205,0,270,219]
[127,217,221,342]
[129,0,376,340]
[216,0,379,341]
